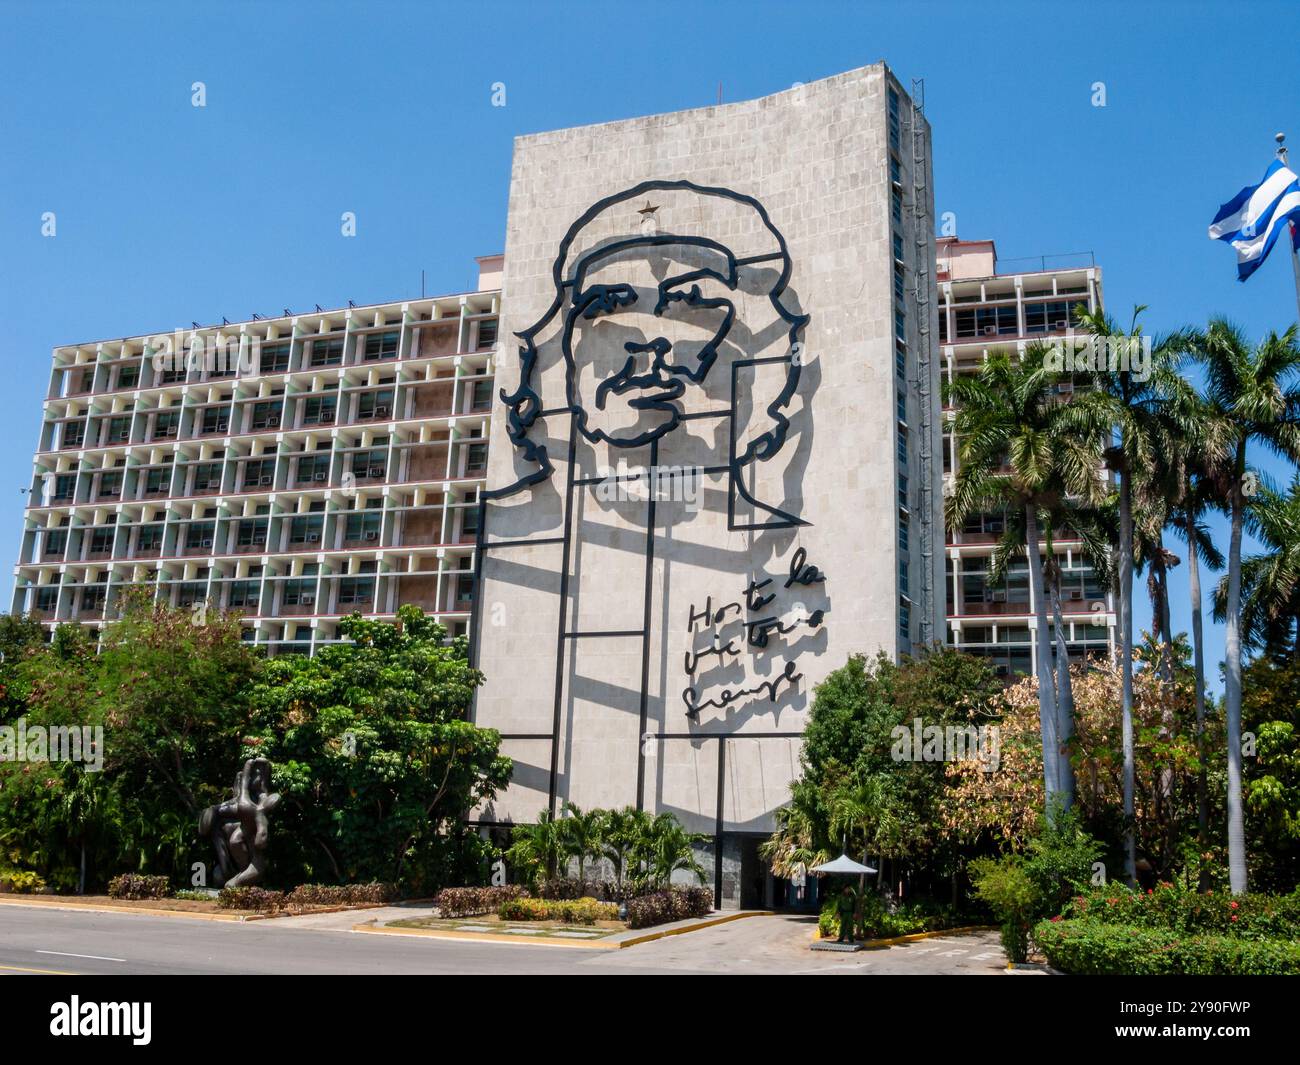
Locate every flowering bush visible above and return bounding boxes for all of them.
[1033,918,1300,975]
[497,897,618,924]
[1061,883,1300,940]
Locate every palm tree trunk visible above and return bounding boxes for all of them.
[1119,469,1137,885]
[1159,560,1175,684]
[1153,548,1175,811]
[1024,504,1060,813]
[1225,457,1248,894]
[1185,509,1210,892]
[1049,566,1076,809]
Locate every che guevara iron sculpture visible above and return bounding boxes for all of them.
[198,757,281,888]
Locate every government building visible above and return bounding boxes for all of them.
[9,63,1108,908]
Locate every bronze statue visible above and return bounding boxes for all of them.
[198,757,281,888]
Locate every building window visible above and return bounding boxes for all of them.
[898,511,909,553]
[260,343,291,374]
[251,401,282,430]
[237,518,268,549]
[356,390,395,420]
[107,416,131,444]
[309,338,343,368]
[898,598,910,640]
[894,264,905,305]
[288,516,324,546]
[476,319,498,351]
[471,379,493,410]
[895,310,906,341]
[896,339,907,378]
[200,405,230,435]
[44,529,67,557]
[97,470,123,499]
[62,420,86,448]
[302,396,336,426]
[465,442,488,476]
[338,576,375,606]
[456,573,474,604]
[897,427,908,466]
[898,472,909,507]
[228,580,260,609]
[153,411,180,440]
[363,331,399,362]
[296,454,330,486]
[89,525,115,555]
[899,561,910,597]
[460,505,480,539]
[185,522,216,552]
[116,364,140,390]
[193,462,223,492]
[344,512,382,543]
[136,524,164,553]
[53,473,76,501]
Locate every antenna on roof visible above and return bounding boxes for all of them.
[717,81,723,105]
[191,321,201,330]
[222,317,230,326]
[348,300,356,309]
[315,304,323,313]
[283,308,291,317]
[251,313,263,321]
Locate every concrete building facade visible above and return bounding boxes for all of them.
[470,64,942,906]
[11,265,503,652]
[937,237,1117,673]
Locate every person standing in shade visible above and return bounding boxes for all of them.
[836,885,857,943]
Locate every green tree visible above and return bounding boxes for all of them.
[1187,319,1300,893]
[631,812,706,889]
[600,806,651,886]
[248,606,510,893]
[506,809,569,886]
[946,344,1103,813]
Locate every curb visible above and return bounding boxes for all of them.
[0,896,246,921]
[351,922,616,949]
[351,909,774,951]
[813,924,996,949]
[615,909,773,949]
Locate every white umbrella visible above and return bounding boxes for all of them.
[812,853,877,875]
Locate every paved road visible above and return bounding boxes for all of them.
[0,904,1007,975]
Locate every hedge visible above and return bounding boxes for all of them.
[285,883,396,907]
[107,874,171,900]
[1033,918,1300,975]
[625,887,714,929]
[217,886,286,912]
[1062,884,1300,941]
[497,897,618,925]
[434,885,527,918]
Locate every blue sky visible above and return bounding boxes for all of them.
[2,0,1298,689]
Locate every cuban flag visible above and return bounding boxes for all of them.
[1208,159,1300,281]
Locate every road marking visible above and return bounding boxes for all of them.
[0,963,76,975]
[36,950,125,962]
[936,949,969,956]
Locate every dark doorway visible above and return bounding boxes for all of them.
[739,835,766,910]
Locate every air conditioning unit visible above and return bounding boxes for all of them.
[258,475,272,486]
[267,415,280,427]
[991,590,1008,603]
[307,532,320,542]
[1054,320,1068,330]
[200,538,213,548]
[313,472,326,482]
[1057,382,1074,394]
[983,324,998,336]
[987,521,1004,533]
[368,467,385,478]
[1069,589,1084,601]
[375,405,390,418]
[300,595,315,607]
[363,531,378,541]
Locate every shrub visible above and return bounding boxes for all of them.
[818,894,960,941]
[0,869,48,894]
[173,890,214,901]
[286,883,397,908]
[537,877,606,901]
[1033,918,1300,975]
[217,886,285,912]
[968,856,1036,963]
[625,887,713,929]
[434,885,527,918]
[497,896,618,925]
[1062,883,1300,941]
[106,874,171,900]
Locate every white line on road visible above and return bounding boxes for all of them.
[36,950,126,962]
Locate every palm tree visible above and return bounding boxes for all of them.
[599,806,651,886]
[946,344,1104,815]
[504,809,569,886]
[559,803,605,882]
[986,492,1114,799]
[631,812,707,889]
[1214,474,1300,659]
[1071,306,1189,885]
[1188,319,1300,893]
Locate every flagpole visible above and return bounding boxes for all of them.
[1278,133,1300,325]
